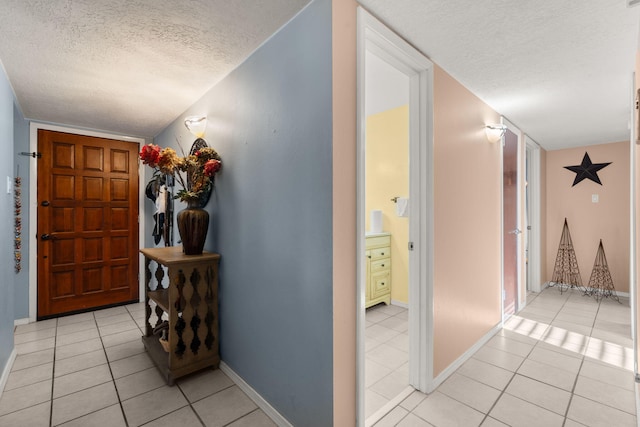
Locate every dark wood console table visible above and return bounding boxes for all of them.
[140,246,220,385]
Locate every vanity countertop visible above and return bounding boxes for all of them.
[365,231,390,237]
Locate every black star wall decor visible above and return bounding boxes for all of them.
[563,152,611,187]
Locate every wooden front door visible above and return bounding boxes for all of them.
[37,130,140,318]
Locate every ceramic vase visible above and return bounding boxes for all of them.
[177,200,209,255]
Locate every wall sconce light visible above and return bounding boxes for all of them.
[184,116,207,138]
[485,124,507,143]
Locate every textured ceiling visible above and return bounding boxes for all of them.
[359,0,640,150]
[0,0,310,137]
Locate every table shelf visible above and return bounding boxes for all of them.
[147,288,170,313]
[141,247,220,385]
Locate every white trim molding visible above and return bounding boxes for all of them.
[525,135,543,294]
[219,362,293,427]
[357,9,435,427]
[431,322,502,389]
[365,386,414,427]
[0,349,17,400]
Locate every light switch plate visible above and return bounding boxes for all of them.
[592,194,599,203]
[6,176,10,194]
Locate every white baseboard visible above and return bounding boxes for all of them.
[431,322,502,389]
[365,386,414,427]
[0,348,17,400]
[219,361,292,427]
[14,318,29,327]
[547,282,630,299]
[390,300,408,309]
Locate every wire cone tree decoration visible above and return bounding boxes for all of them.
[550,219,585,293]
[586,240,619,303]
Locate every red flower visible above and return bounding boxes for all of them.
[203,159,221,177]
[139,144,161,167]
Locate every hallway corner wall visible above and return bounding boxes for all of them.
[331,0,357,424]
[0,62,16,374]
[432,64,502,376]
[13,103,28,320]
[153,1,334,425]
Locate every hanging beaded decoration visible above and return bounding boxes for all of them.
[14,176,21,273]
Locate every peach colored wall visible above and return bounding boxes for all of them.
[332,0,357,424]
[545,142,630,293]
[366,105,410,303]
[433,65,502,376]
[635,51,639,368]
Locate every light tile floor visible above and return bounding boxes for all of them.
[374,286,637,427]
[0,302,276,427]
[365,304,409,419]
[2,286,636,427]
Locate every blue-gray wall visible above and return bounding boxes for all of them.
[153,0,333,424]
[13,103,29,320]
[0,65,16,372]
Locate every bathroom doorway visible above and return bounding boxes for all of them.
[362,48,411,420]
[356,8,435,426]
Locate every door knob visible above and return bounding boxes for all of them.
[41,234,55,240]
[508,229,522,235]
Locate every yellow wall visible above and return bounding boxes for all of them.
[365,105,410,304]
[545,141,630,293]
[433,65,502,376]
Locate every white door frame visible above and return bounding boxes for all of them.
[500,117,523,319]
[629,73,638,379]
[28,122,146,322]
[525,135,542,294]
[356,7,435,425]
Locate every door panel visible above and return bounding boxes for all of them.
[503,129,518,316]
[37,130,139,318]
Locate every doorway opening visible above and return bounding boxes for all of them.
[502,124,520,318]
[525,136,542,294]
[356,8,434,426]
[362,48,410,420]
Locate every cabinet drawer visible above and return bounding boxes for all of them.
[370,247,390,260]
[371,258,390,273]
[372,272,390,298]
[366,235,390,249]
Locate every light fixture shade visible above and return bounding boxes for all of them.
[485,124,507,143]
[184,116,207,138]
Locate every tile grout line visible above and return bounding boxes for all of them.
[48,310,133,427]
[364,306,409,419]
[561,293,600,425]
[478,290,572,425]
[96,309,132,427]
[48,317,58,427]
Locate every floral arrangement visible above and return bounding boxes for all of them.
[139,142,222,204]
